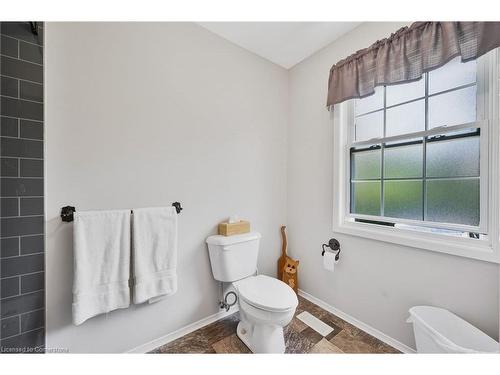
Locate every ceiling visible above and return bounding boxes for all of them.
[197,22,361,69]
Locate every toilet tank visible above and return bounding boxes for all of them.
[206,232,261,282]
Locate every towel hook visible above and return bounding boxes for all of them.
[61,206,76,222]
[172,202,183,214]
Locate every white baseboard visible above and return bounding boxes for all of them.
[298,289,415,353]
[126,307,239,353]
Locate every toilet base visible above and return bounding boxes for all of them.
[236,321,286,353]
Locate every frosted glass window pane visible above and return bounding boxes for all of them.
[386,79,425,106]
[355,87,384,115]
[384,180,423,220]
[352,181,381,216]
[355,110,384,141]
[352,149,381,179]
[426,136,480,178]
[384,144,423,178]
[426,178,480,226]
[386,100,425,136]
[429,58,476,94]
[429,86,476,128]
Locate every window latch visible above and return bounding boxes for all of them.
[428,134,446,141]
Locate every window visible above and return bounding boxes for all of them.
[351,57,482,232]
[333,52,500,262]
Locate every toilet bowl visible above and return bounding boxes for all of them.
[206,232,298,353]
[233,274,298,353]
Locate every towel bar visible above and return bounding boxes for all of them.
[60,202,183,222]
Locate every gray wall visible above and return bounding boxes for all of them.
[0,22,45,353]
[287,22,499,349]
[45,22,288,353]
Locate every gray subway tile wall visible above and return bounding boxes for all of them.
[1,76,18,97]
[19,43,43,65]
[1,290,45,318]
[1,158,18,176]
[1,316,19,337]
[0,36,18,58]
[1,198,18,216]
[19,82,43,103]
[20,235,44,254]
[0,22,44,353]
[20,198,44,216]
[1,137,43,158]
[20,159,43,177]
[0,96,43,121]
[1,117,18,137]
[21,272,44,293]
[1,238,19,258]
[1,177,44,196]
[1,276,19,298]
[1,56,43,83]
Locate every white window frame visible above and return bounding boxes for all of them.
[332,50,500,263]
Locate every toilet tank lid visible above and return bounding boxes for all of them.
[408,306,500,353]
[206,232,261,246]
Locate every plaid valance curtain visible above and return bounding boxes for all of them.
[327,22,500,107]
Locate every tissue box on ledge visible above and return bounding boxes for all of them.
[218,220,250,236]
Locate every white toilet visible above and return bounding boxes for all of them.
[206,232,298,353]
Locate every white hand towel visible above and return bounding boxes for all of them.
[72,210,131,325]
[132,207,178,304]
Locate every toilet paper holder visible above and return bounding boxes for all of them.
[321,238,341,261]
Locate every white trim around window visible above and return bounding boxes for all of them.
[332,50,500,264]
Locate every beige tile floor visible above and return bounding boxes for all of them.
[151,295,400,354]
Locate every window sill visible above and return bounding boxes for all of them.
[333,219,499,263]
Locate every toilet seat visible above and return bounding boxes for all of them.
[233,275,298,312]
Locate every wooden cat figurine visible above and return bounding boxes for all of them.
[282,257,299,293]
[277,226,288,281]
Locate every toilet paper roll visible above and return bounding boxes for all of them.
[323,251,337,272]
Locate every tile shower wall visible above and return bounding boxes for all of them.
[0,22,44,353]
